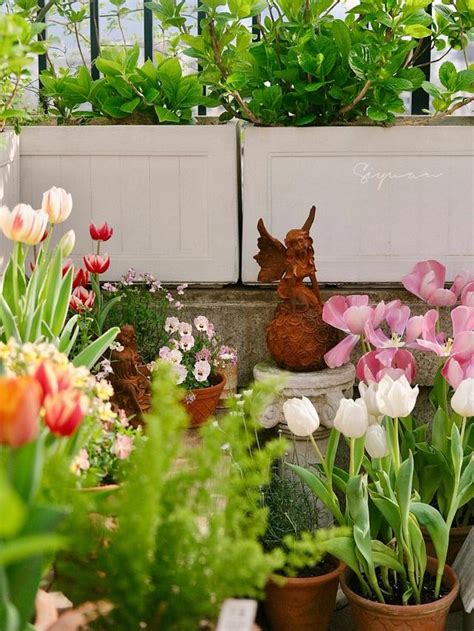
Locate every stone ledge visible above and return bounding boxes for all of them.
[179,285,451,387]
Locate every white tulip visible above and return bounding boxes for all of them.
[451,378,474,417]
[365,424,389,459]
[376,375,419,418]
[59,229,76,257]
[333,398,368,439]
[359,382,381,417]
[41,186,73,224]
[283,396,320,437]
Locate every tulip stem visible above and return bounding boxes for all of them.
[349,438,355,476]
[309,434,326,471]
[460,416,466,445]
[393,417,400,473]
[12,242,20,316]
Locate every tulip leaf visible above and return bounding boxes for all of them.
[369,491,401,534]
[58,314,79,353]
[457,457,474,509]
[431,407,449,453]
[42,247,62,326]
[410,501,448,569]
[287,463,345,526]
[371,540,406,576]
[72,326,120,369]
[320,536,360,574]
[0,295,20,341]
[450,423,463,482]
[51,266,73,337]
[408,514,426,578]
[395,453,414,533]
[0,473,26,538]
[325,428,340,478]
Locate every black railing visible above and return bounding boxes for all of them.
[37,2,432,116]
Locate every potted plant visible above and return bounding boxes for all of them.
[157,314,234,426]
[283,372,465,630]
[261,472,345,631]
[159,0,473,283]
[319,258,474,562]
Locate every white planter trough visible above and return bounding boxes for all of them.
[0,130,20,209]
[19,124,240,283]
[242,122,474,283]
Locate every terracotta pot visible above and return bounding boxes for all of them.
[340,557,459,631]
[185,373,226,428]
[423,525,471,566]
[263,559,344,631]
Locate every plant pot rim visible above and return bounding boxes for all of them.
[340,557,459,616]
[422,524,472,536]
[270,558,345,587]
[190,372,226,395]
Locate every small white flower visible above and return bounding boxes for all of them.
[193,360,211,382]
[169,349,183,364]
[194,315,209,332]
[165,317,180,334]
[110,341,124,352]
[173,363,188,385]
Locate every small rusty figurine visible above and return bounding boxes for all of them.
[109,324,151,424]
[254,206,338,371]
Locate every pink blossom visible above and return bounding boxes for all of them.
[415,306,474,357]
[364,300,423,350]
[159,346,171,359]
[71,448,90,475]
[356,349,417,384]
[175,301,184,310]
[113,434,134,460]
[461,281,474,307]
[178,322,193,336]
[165,317,180,334]
[118,409,129,427]
[166,293,174,303]
[173,363,187,385]
[177,283,188,295]
[180,335,195,352]
[207,323,216,340]
[401,260,464,307]
[196,348,212,362]
[323,295,386,368]
[194,315,209,332]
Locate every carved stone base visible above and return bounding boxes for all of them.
[253,362,355,526]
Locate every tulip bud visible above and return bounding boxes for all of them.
[89,221,113,242]
[376,375,419,418]
[283,396,320,437]
[41,187,73,224]
[358,381,381,418]
[83,254,111,275]
[0,376,41,447]
[333,398,368,438]
[365,424,389,459]
[451,378,474,417]
[43,391,86,436]
[59,229,76,257]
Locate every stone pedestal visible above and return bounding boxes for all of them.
[253,362,355,526]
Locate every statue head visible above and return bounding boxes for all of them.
[117,324,136,347]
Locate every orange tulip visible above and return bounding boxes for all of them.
[0,376,41,447]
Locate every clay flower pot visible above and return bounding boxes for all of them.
[340,557,459,631]
[185,373,226,428]
[264,559,345,631]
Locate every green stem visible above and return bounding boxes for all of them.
[350,437,356,476]
[12,242,20,315]
[460,416,466,446]
[393,417,400,473]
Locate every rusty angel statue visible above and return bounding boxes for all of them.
[254,206,338,371]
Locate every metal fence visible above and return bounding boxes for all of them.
[37,0,432,115]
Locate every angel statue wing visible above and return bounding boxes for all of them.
[254,218,287,282]
[301,205,316,233]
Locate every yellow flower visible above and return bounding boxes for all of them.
[95,380,114,401]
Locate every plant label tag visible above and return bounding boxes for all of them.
[453,527,474,614]
[216,599,258,631]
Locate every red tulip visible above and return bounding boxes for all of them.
[62,259,73,277]
[69,286,95,311]
[0,376,41,447]
[43,390,86,437]
[89,222,113,242]
[73,268,90,289]
[34,362,58,403]
[83,254,110,275]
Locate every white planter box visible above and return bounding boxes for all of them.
[242,123,474,283]
[19,124,240,283]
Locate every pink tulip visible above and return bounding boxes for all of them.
[415,306,474,357]
[323,295,385,368]
[356,349,417,384]
[0,204,49,245]
[461,281,474,307]
[43,391,86,437]
[442,337,474,389]
[69,286,95,312]
[401,260,468,307]
[365,300,423,350]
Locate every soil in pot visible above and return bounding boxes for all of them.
[263,556,344,631]
[340,557,459,631]
[185,373,226,428]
